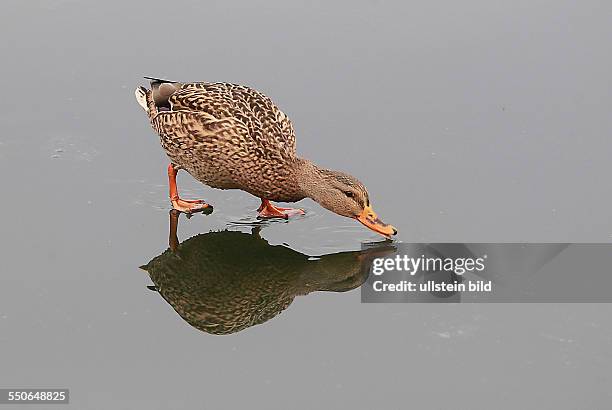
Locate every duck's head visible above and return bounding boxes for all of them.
[297,160,398,238]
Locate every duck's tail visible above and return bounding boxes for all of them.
[136,76,182,115]
[143,76,179,85]
[134,86,157,119]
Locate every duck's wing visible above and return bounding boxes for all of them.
[152,109,300,197]
[167,83,297,160]
[152,110,250,158]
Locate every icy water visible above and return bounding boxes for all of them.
[1,1,612,409]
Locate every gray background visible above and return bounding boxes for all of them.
[1,0,612,409]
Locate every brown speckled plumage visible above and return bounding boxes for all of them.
[141,80,304,201]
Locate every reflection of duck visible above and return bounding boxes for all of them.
[141,211,395,335]
[135,77,396,238]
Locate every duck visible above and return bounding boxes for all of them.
[135,77,397,238]
[140,210,396,335]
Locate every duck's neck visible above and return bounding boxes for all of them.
[293,158,329,201]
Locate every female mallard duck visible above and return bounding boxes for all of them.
[135,77,397,237]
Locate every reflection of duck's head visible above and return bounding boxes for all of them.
[141,216,394,335]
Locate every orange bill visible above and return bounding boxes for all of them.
[355,205,397,238]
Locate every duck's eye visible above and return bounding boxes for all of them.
[344,191,355,198]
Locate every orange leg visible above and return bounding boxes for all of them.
[168,163,211,214]
[257,199,305,219]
